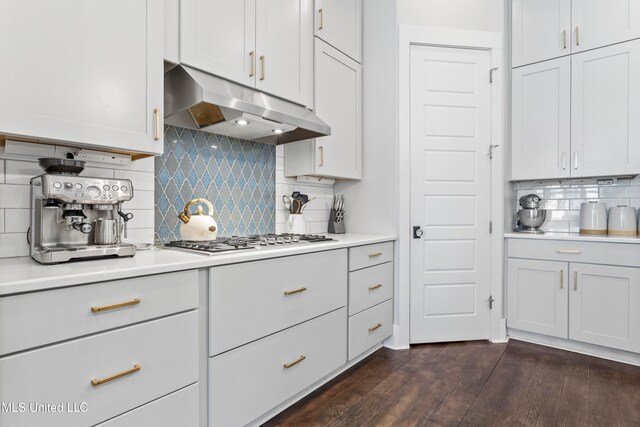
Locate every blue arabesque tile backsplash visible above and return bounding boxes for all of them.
[154,125,275,242]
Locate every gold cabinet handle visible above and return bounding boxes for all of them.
[260,55,265,81]
[91,298,140,313]
[319,8,324,30]
[318,146,324,166]
[249,51,255,77]
[369,284,383,291]
[91,364,140,387]
[574,271,578,290]
[557,249,581,254]
[368,252,383,258]
[283,355,306,369]
[576,26,580,45]
[369,323,382,332]
[559,270,564,289]
[153,108,161,141]
[574,152,579,169]
[562,30,567,49]
[284,287,307,296]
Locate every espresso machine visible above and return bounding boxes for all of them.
[29,157,136,264]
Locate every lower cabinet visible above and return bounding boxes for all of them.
[210,308,347,427]
[507,241,640,354]
[0,311,199,427]
[348,299,393,360]
[507,258,568,338]
[96,384,199,427]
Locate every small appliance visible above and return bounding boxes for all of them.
[29,158,136,264]
[515,194,547,234]
[579,202,608,235]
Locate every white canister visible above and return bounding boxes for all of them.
[579,202,608,235]
[608,206,637,236]
[286,214,307,234]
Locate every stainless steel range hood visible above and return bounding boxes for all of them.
[164,65,330,145]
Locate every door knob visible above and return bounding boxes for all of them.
[413,226,423,239]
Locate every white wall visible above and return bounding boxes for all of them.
[397,0,504,32]
[0,143,155,258]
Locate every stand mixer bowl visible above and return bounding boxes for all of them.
[518,208,547,230]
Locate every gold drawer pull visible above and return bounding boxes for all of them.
[153,108,161,141]
[368,252,383,258]
[574,271,578,291]
[91,298,140,313]
[369,284,383,291]
[283,355,306,369]
[91,364,140,387]
[260,55,265,81]
[284,287,307,296]
[249,51,255,77]
[557,249,581,254]
[369,323,382,332]
[559,270,564,289]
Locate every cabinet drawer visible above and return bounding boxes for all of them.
[507,238,640,268]
[96,383,198,427]
[0,311,198,427]
[0,270,198,356]
[210,307,347,427]
[349,241,393,271]
[348,299,393,360]
[349,261,393,315]
[209,249,347,355]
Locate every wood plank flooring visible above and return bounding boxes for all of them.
[263,340,640,427]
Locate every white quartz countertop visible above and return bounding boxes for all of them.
[505,232,640,244]
[0,233,396,296]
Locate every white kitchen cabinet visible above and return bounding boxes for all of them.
[314,0,362,62]
[0,0,164,155]
[180,0,256,88]
[511,0,571,68]
[177,0,312,107]
[255,0,313,107]
[507,258,568,338]
[572,0,640,53]
[569,263,640,353]
[571,40,640,177]
[284,39,362,179]
[511,57,571,180]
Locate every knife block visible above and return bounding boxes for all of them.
[328,209,345,234]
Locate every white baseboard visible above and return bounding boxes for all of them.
[508,328,640,366]
[383,325,410,350]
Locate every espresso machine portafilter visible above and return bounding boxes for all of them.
[29,158,136,264]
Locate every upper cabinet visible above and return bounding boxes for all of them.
[0,0,164,155]
[512,0,640,67]
[284,39,362,179]
[511,39,640,180]
[178,0,312,107]
[512,0,571,68]
[511,57,571,180]
[314,0,362,62]
[572,0,640,53]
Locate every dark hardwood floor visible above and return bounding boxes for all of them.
[263,340,640,427]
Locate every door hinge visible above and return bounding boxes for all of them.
[488,144,500,159]
[488,295,495,309]
[489,221,493,234]
[489,67,499,83]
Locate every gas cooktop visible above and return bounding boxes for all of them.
[164,234,334,255]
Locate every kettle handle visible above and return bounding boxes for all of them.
[179,198,215,224]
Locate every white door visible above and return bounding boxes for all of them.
[511,0,571,67]
[571,40,640,178]
[180,0,256,88]
[0,0,163,155]
[511,57,571,180]
[314,0,362,62]
[409,45,493,343]
[572,0,640,53]
[255,0,313,107]
[507,258,568,338]
[314,39,362,179]
[570,263,640,353]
